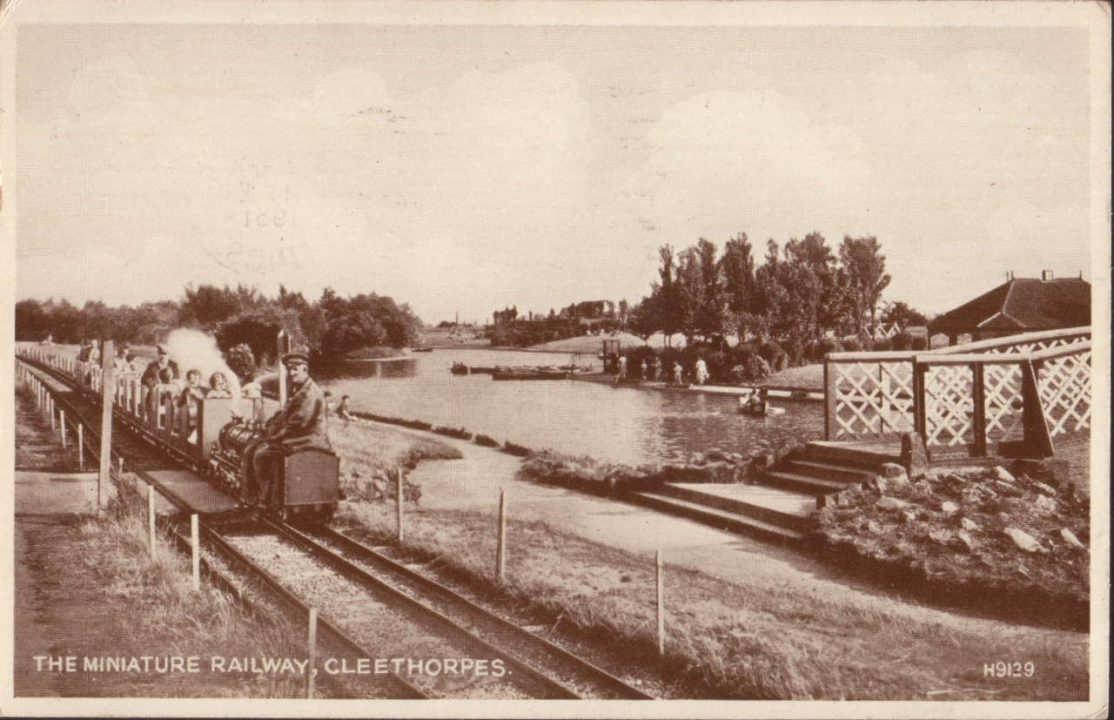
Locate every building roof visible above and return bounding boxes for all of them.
[929,277,1090,335]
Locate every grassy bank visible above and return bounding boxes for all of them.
[16,497,307,697]
[328,416,461,498]
[335,500,1086,700]
[324,415,1087,699]
[759,363,824,390]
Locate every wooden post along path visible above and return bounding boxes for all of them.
[190,514,201,591]
[306,607,318,699]
[395,468,405,543]
[656,549,665,656]
[147,484,157,558]
[496,489,507,583]
[99,340,115,511]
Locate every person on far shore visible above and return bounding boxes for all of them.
[640,359,648,381]
[694,357,709,386]
[672,361,684,386]
[616,354,628,381]
[335,394,353,421]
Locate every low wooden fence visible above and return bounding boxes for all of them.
[824,327,1091,458]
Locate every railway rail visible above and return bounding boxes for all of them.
[16,352,655,701]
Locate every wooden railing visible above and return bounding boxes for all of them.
[824,327,1091,458]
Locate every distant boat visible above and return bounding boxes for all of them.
[412,346,434,353]
[491,367,571,381]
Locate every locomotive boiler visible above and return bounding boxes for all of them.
[208,410,340,524]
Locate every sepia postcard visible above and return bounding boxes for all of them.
[1,1,1109,718]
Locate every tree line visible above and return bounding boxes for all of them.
[629,233,924,347]
[16,284,422,366]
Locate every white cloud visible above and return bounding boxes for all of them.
[627,90,875,238]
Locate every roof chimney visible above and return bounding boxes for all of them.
[1041,270,1054,281]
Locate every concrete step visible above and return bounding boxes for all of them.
[655,483,814,530]
[628,491,805,545]
[762,470,852,497]
[784,459,877,485]
[804,441,900,470]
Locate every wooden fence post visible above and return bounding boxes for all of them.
[306,607,318,699]
[98,339,115,512]
[1020,360,1055,458]
[495,489,507,583]
[59,410,66,447]
[656,549,665,656]
[395,468,405,543]
[77,425,84,471]
[190,514,201,591]
[823,360,833,440]
[148,484,157,558]
[971,363,987,457]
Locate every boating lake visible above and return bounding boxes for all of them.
[318,349,824,466]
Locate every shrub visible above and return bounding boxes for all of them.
[728,351,770,384]
[806,337,845,362]
[703,349,729,382]
[757,339,783,366]
[503,441,532,457]
[780,336,805,367]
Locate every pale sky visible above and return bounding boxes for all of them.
[15,23,1093,324]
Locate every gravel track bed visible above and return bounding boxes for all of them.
[310,530,641,699]
[191,542,386,699]
[334,522,671,697]
[223,532,532,699]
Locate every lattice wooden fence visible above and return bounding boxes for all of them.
[825,327,1091,458]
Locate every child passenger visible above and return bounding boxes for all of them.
[207,371,233,399]
[178,369,206,440]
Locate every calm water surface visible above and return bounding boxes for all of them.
[319,349,823,465]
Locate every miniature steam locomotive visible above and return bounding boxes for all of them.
[208,413,340,524]
[56,353,340,525]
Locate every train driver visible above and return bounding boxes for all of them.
[243,351,333,510]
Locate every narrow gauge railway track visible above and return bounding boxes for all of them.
[18,355,654,700]
[280,522,654,700]
[16,358,424,699]
[219,523,574,699]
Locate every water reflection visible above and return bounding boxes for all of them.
[314,357,418,379]
[318,349,823,465]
